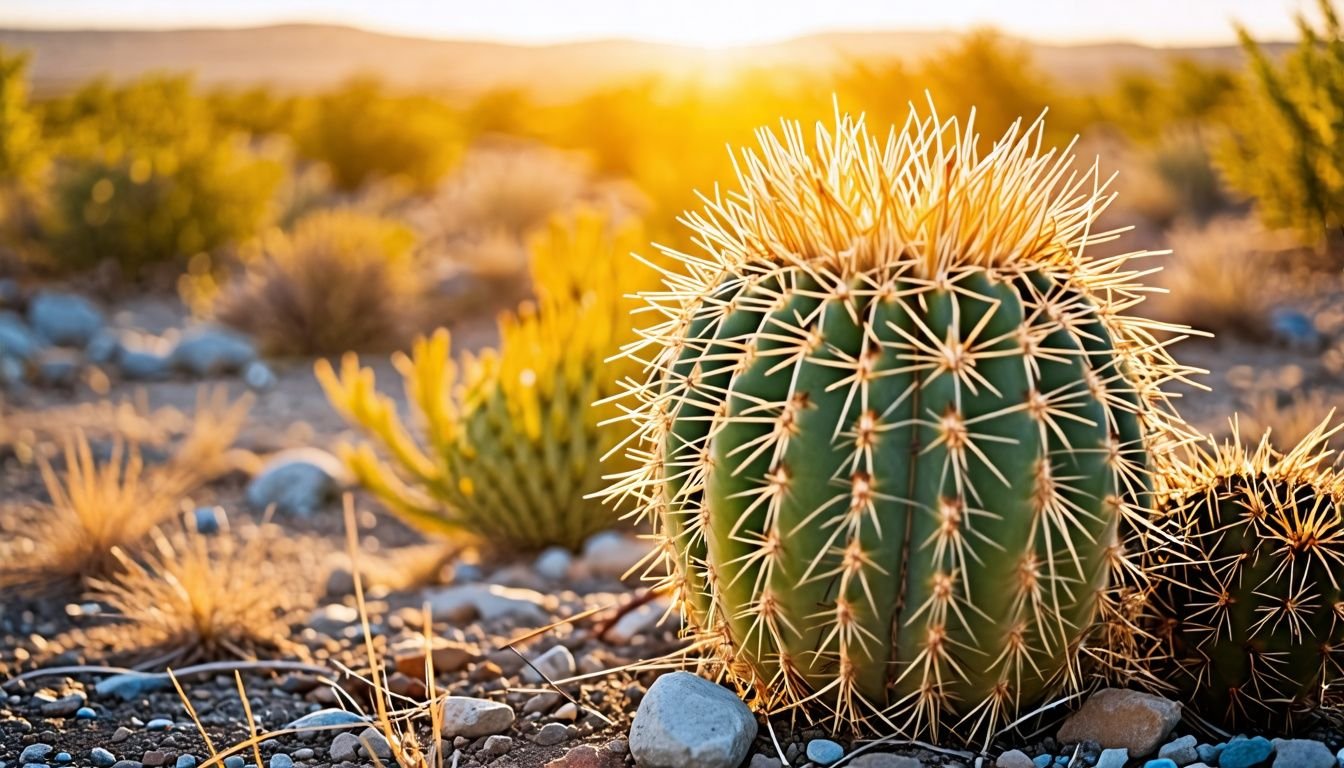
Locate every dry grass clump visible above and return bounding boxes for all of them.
[88,516,313,665]
[0,394,183,464]
[1233,390,1344,455]
[1146,214,1298,338]
[215,208,422,355]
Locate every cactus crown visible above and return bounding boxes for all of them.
[1150,415,1344,731]
[607,106,1201,742]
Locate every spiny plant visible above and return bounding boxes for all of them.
[604,105,1200,744]
[319,211,657,551]
[1146,416,1344,732]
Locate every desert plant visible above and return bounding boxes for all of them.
[318,211,655,551]
[88,515,312,664]
[603,107,1198,744]
[214,209,421,355]
[1147,417,1344,731]
[1221,0,1344,257]
[0,47,44,188]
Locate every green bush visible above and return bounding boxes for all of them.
[41,76,282,275]
[1221,0,1344,254]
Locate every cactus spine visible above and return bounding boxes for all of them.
[607,108,1197,743]
[320,211,654,551]
[1149,417,1344,731]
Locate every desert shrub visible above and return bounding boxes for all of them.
[1233,390,1344,454]
[40,75,283,275]
[1097,59,1240,143]
[214,209,421,355]
[1221,0,1344,255]
[293,78,462,194]
[0,48,44,188]
[1146,215,1296,338]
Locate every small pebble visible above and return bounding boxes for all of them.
[111,726,134,743]
[90,749,116,768]
[223,757,245,768]
[268,756,292,768]
[1097,749,1129,768]
[144,718,173,732]
[52,756,71,766]
[534,722,569,747]
[1221,736,1273,768]
[997,751,1034,768]
[175,756,197,768]
[19,745,52,765]
[291,751,314,762]
[1144,760,1178,768]
[1033,755,1052,768]
[74,707,97,720]
[806,739,844,766]
[1159,736,1198,766]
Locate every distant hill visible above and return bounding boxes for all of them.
[0,24,1288,99]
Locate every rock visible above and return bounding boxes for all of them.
[246,448,348,516]
[193,507,225,535]
[523,645,576,683]
[544,745,623,768]
[222,758,243,768]
[35,350,80,387]
[997,750,1035,768]
[266,757,290,768]
[144,718,173,731]
[425,584,550,625]
[1197,744,1220,764]
[1220,736,1273,768]
[95,673,171,701]
[175,757,197,768]
[75,707,96,719]
[806,739,845,766]
[28,292,103,347]
[170,326,256,376]
[605,598,672,644]
[36,691,86,717]
[580,531,648,579]
[357,727,392,760]
[392,636,480,677]
[438,696,516,738]
[481,735,513,759]
[1096,748,1129,768]
[1057,688,1181,757]
[552,702,579,721]
[534,722,570,746]
[534,547,574,580]
[1270,308,1323,351]
[91,751,117,768]
[111,726,133,742]
[750,756,784,768]
[110,762,142,768]
[118,347,173,381]
[628,671,757,768]
[1271,739,1332,768]
[243,361,277,391]
[20,745,52,764]
[85,331,121,366]
[328,733,360,763]
[140,752,166,767]
[0,312,39,361]
[849,754,923,768]
[291,751,313,761]
[1145,761,1177,768]
[1159,736,1198,766]
[525,692,563,715]
[283,708,368,731]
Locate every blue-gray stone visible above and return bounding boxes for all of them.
[628,671,757,768]
[144,717,173,731]
[174,756,197,768]
[1160,735,1198,766]
[1197,744,1220,764]
[246,448,348,516]
[75,706,96,719]
[1221,736,1273,768]
[1270,307,1322,350]
[171,326,256,376]
[118,347,173,381]
[0,312,39,361]
[28,292,103,347]
[1033,755,1052,768]
[19,745,52,764]
[52,754,70,765]
[90,749,116,768]
[267,756,291,768]
[1272,739,1333,768]
[85,331,121,365]
[283,707,369,731]
[1144,760,1177,768]
[193,506,225,535]
[1097,749,1129,768]
[94,672,170,700]
[1336,746,1344,767]
[223,758,244,768]
[806,739,844,766]
[243,360,277,391]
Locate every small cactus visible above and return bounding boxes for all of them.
[1147,416,1344,731]
[319,211,654,551]
[606,107,1198,743]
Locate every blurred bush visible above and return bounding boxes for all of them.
[1220,0,1344,257]
[39,75,283,276]
[214,208,421,355]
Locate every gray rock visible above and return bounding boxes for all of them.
[806,739,844,766]
[357,728,392,760]
[118,347,173,381]
[85,331,121,365]
[283,707,368,731]
[290,751,313,762]
[175,756,197,768]
[534,546,573,581]
[1272,739,1333,768]
[426,583,550,625]
[628,671,757,768]
[110,762,142,768]
[246,448,348,516]
[90,749,116,768]
[1095,748,1128,768]
[222,758,243,768]
[328,733,360,763]
[524,692,562,715]
[144,718,173,731]
[243,361,277,391]
[20,745,52,765]
[1160,735,1198,766]
[35,351,80,388]
[480,735,513,759]
[28,292,103,347]
[523,645,576,683]
[580,531,649,579]
[36,691,86,717]
[265,757,289,768]
[1056,688,1181,757]
[171,326,256,376]
[193,506,225,535]
[0,312,40,361]
[534,722,569,746]
[438,696,516,738]
[749,756,784,768]
[996,750,1034,768]
[605,598,671,644]
[95,673,170,701]
[848,754,923,768]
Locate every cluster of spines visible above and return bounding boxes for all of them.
[604,106,1203,744]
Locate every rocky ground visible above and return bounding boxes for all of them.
[1,281,1343,768]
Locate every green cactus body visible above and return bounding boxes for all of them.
[610,109,1196,743]
[1151,422,1344,731]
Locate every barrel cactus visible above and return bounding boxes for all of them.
[319,211,654,550]
[605,108,1197,743]
[1147,417,1344,731]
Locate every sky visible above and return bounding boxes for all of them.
[0,0,1310,48]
